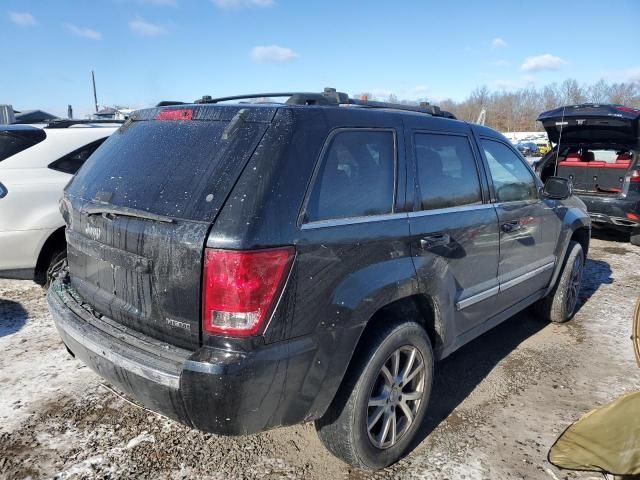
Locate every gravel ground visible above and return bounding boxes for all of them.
[0,233,639,480]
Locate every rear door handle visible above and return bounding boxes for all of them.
[501,220,522,233]
[420,233,451,249]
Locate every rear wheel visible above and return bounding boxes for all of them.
[315,321,433,470]
[35,247,66,288]
[631,229,640,247]
[534,241,584,323]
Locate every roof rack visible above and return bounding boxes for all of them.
[190,88,456,119]
[45,119,126,129]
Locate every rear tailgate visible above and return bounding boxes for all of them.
[63,105,276,350]
[537,104,640,145]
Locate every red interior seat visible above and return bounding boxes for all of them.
[607,160,631,169]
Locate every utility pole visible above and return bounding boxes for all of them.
[91,70,99,113]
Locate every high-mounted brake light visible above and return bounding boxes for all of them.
[156,108,193,121]
[202,247,295,337]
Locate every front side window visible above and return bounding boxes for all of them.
[305,130,395,223]
[414,133,482,211]
[481,139,538,202]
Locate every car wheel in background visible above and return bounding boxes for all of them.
[315,321,434,470]
[35,247,67,288]
[534,241,584,323]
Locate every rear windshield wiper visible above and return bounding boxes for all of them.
[83,204,175,223]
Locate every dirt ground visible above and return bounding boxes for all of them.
[1,233,639,480]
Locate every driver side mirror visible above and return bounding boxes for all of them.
[542,176,572,200]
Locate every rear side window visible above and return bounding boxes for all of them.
[414,133,482,210]
[49,138,106,175]
[304,129,395,223]
[0,129,46,162]
[481,139,538,202]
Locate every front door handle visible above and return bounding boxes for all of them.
[420,233,451,249]
[501,220,522,233]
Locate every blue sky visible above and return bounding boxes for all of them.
[2,0,639,117]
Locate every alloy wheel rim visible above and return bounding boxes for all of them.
[566,254,584,315]
[366,345,426,449]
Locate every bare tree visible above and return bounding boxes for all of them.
[587,79,609,103]
[357,78,640,132]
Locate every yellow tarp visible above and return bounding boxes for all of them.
[549,391,640,475]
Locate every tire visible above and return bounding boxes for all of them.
[314,321,434,470]
[534,241,584,323]
[631,229,640,247]
[35,247,67,288]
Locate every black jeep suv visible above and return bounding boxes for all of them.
[48,89,590,469]
[535,104,640,245]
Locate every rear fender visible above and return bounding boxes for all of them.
[304,256,421,420]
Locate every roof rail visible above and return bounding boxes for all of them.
[45,119,126,129]
[191,88,456,119]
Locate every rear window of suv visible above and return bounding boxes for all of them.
[304,129,395,223]
[67,118,268,222]
[0,128,46,162]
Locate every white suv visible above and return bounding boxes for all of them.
[0,120,120,284]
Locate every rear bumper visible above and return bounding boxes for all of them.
[47,278,320,435]
[576,193,640,229]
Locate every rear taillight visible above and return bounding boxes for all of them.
[630,169,640,183]
[202,247,295,337]
[627,212,640,222]
[155,108,193,121]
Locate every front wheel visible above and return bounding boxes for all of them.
[315,321,434,470]
[534,240,584,323]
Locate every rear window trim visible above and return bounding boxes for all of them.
[297,127,398,229]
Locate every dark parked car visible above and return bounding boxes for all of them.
[535,104,640,245]
[48,89,590,470]
[516,141,539,156]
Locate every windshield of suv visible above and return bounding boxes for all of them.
[0,128,46,162]
[67,118,267,222]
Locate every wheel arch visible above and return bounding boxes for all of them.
[570,226,590,259]
[362,295,445,354]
